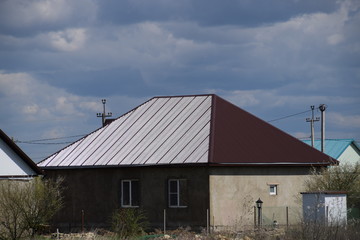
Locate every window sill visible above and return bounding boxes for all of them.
[168,206,188,208]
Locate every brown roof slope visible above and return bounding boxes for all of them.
[209,95,337,166]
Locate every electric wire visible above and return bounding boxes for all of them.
[15,109,317,144]
[267,109,312,123]
[15,134,86,145]
[15,109,359,145]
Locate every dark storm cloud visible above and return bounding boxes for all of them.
[98,0,338,27]
[37,68,159,97]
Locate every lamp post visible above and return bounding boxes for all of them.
[256,198,263,228]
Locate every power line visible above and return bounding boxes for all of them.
[267,109,312,123]
[14,134,86,145]
[15,108,317,144]
[21,134,86,142]
[16,141,74,145]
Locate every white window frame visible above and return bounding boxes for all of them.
[121,179,139,208]
[269,184,278,195]
[168,179,187,208]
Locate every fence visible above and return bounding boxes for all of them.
[260,206,302,227]
[348,208,360,220]
[257,207,360,228]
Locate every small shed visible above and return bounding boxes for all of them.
[301,191,347,225]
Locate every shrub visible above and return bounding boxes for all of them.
[111,208,148,239]
[0,177,63,240]
[305,163,360,208]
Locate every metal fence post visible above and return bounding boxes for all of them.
[164,209,166,234]
[81,210,84,232]
[254,206,256,229]
[286,206,289,227]
[206,209,209,234]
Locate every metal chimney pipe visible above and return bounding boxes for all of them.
[319,104,327,153]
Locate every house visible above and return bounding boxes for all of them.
[38,94,336,231]
[302,139,360,165]
[0,129,42,179]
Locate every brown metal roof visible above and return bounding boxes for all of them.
[38,94,336,168]
[210,95,337,165]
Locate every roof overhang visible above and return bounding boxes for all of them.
[209,162,334,167]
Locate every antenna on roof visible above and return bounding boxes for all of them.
[96,99,112,127]
[306,106,320,147]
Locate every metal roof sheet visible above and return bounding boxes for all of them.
[302,139,357,159]
[38,94,336,168]
[39,95,212,168]
[209,95,337,165]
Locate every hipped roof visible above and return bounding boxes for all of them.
[38,94,336,169]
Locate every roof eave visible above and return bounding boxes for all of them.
[39,162,210,170]
[209,162,335,167]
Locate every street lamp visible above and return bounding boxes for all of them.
[256,198,263,228]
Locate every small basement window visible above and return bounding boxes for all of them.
[269,184,278,195]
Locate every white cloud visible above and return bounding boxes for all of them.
[22,104,40,114]
[327,34,344,45]
[48,28,87,51]
[0,72,96,120]
[0,0,97,29]
[328,112,360,128]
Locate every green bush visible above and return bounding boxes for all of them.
[111,208,148,239]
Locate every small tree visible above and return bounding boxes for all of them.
[0,177,63,240]
[305,163,360,208]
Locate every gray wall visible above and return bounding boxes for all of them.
[44,166,210,231]
[209,166,312,228]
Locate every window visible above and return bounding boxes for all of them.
[269,184,277,195]
[168,179,187,207]
[121,180,139,207]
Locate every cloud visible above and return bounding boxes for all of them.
[0,0,359,160]
[0,0,97,36]
[0,71,147,133]
[329,112,360,128]
[1,0,358,94]
[47,28,87,51]
[0,72,96,124]
[98,0,338,27]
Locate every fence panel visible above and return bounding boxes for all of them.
[261,206,302,227]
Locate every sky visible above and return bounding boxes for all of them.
[0,0,359,163]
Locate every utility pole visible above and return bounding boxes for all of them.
[97,99,112,127]
[306,106,320,147]
[319,104,327,153]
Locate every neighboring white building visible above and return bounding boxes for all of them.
[302,139,360,165]
[0,129,42,179]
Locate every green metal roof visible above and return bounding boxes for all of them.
[302,139,359,160]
